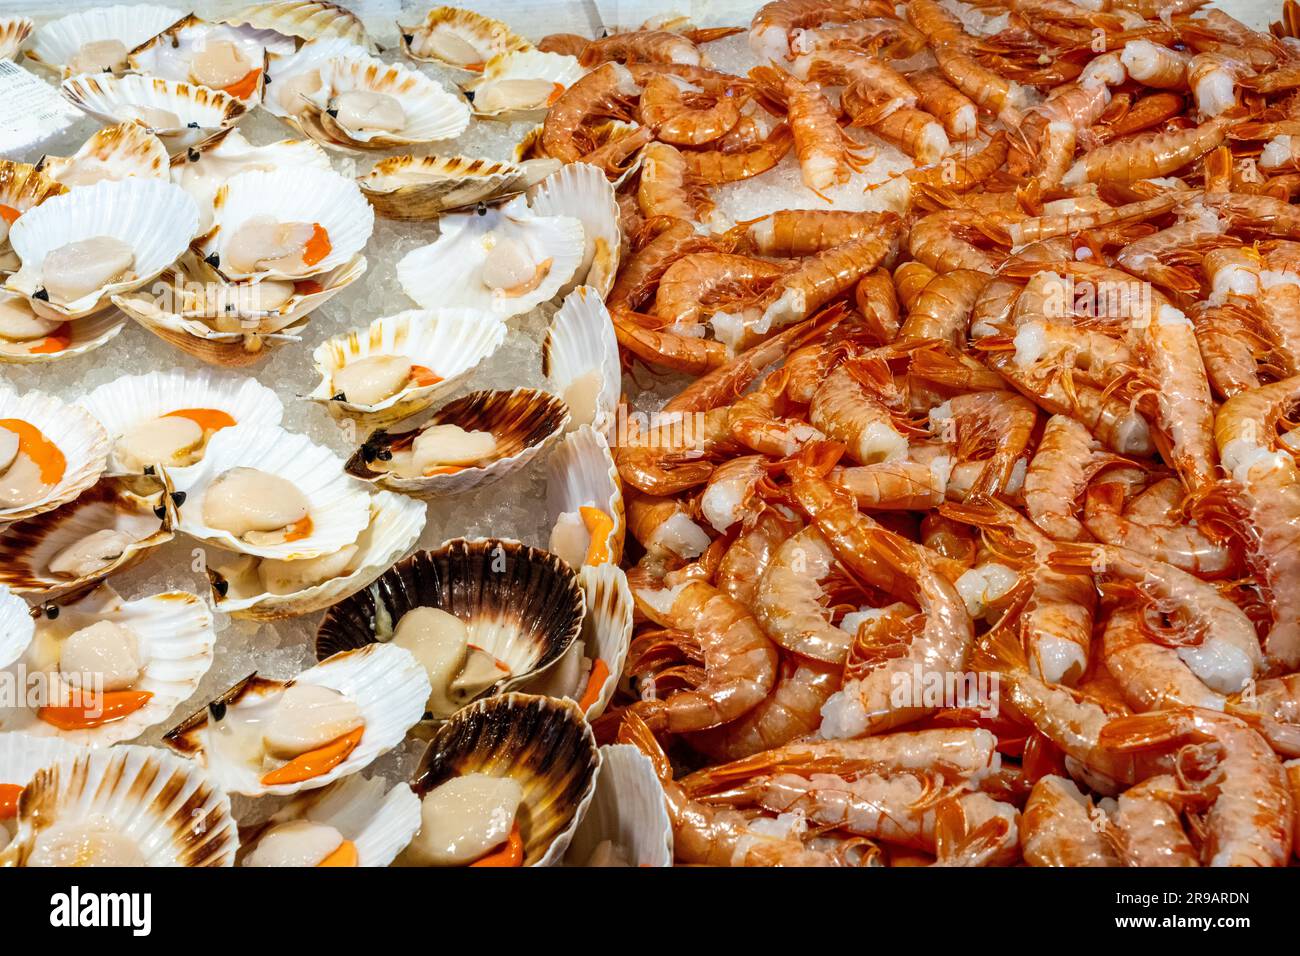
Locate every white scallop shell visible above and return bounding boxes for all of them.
[78,367,285,478]
[60,73,247,155]
[165,424,370,560]
[0,732,81,787]
[564,744,673,867]
[303,55,471,149]
[0,17,33,61]
[164,643,431,797]
[0,585,215,748]
[262,35,369,122]
[0,586,34,670]
[40,123,171,189]
[0,744,238,867]
[221,2,375,51]
[0,294,127,364]
[128,14,291,106]
[545,425,625,569]
[171,130,331,233]
[5,177,199,320]
[211,490,426,621]
[529,163,622,298]
[197,166,373,282]
[463,49,584,118]
[0,388,109,523]
[358,153,558,222]
[398,6,532,71]
[543,286,621,438]
[309,309,507,427]
[397,195,583,318]
[245,774,420,867]
[26,5,184,75]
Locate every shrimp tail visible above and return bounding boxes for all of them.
[1096,709,1198,753]
[792,439,847,475]
[969,618,1029,675]
[1042,541,1104,576]
[617,710,672,782]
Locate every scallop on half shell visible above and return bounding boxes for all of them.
[0,161,67,276]
[309,309,506,428]
[0,480,173,596]
[0,585,35,670]
[543,286,621,437]
[406,693,598,867]
[564,744,672,866]
[463,49,584,119]
[315,540,586,718]
[39,123,170,190]
[0,584,215,748]
[261,35,367,124]
[163,643,431,797]
[344,388,570,498]
[25,5,184,76]
[529,163,622,298]
[5,177,198,320]
[0,744,238,867]
[0,388,109,524]
[545,425,625,572]
[208,490,426,621]
[221,1,375,52]
[78,366,284,479]
[357,154,558,222]
[128,14,292,106]
[164,424,370,561]
[398,6,532,72]
[397,195,583,319]
[0,291,127,364]
[238,773,420,867]
[0,17,33,62]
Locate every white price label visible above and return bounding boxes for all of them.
[0,60,79,157]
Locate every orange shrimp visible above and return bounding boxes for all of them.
[541,63,640,162]
[638,73,746,146]
[654,253,788,330]
[909,69,979,140]
[637,141,713,224]
[580,30,702,67]
[739,209,897,257]
[1063,114,1235,186]
[682,123,794,184]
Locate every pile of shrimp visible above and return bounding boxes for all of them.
[544,0,1300,866]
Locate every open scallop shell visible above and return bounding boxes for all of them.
[128,14,291,107]
[397,195,583,318]
[261,35,368,123]
[171,130,331,233]
[309,309,507,428]
[398,6,532,72]
[301,55,471,150]
[61,73,248,156]
[344,388,570,498]
[517,563,633,722]
[221,1,375,51]
[315,540,585,711]
[0,585,215,747]
[0,162,67,275]
[0,744,237,866]
[114,251,365,367]
[209,490,426,621]
[40,123,171,189]
[164,424,370,560]
[0,586,35,670]
[564,744,672,866]
[529,163,621,298]
[0,388,109,524]
[196,166,373,282]
[0,733,80,790]
[545,426,625,570]
[543,287,621,437]
[0,17,33,61]
[239,773,419,867]
[78,367,284,479]
[5,177,199,320]
[410,693,598,866]
[463,49,584,119]
[0,294,127,364]
[0,481,172,596]
[163,643,431,797]
[357,154,559,222]
[26,5,184,76]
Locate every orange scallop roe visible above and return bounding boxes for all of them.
[224,68,262,101]
[165,408,237,432]
[469,822,523,867]
[302,224,331,267]
[261,725,364,787]
[37,689,153,731]
[27,323,71,355]
[0,205,19,226]
[0,783,22,820]
[283,515,314,542]
[317,839,359,867]
[0,419,66,485]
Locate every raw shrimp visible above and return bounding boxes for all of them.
[637,141,713,224]
[682,123,795,184]
[1229,674,1300,757]
[809,359,910,466]
[541,63,640,163]
[579,123,654,182]
[855,269,900,343]
[608,217,716,313]
[894,261,939,312]
[638,73,746,146]
[908,209,1005,274]
[740,209,895,257]
[699,454,769,533]
[1023,414,1107,542]
[580,29,702,67]
[864,106,950,164]
[932,44,1028,128]
[1022,775,1120,867]
[1110,774,1202,867]
[753,525,856,663]
[793,49,918,125]
[908,69,979,140]
[1083,477,1234,576]
[654,253,788,330]
[790,19,928,59]
[1101,602,1228,713]
[750,0,896,61]
[1192,303,1276,399]
[716,508,801,606]
[898,268,988,348]
[832,460,950,510]
[612,308,728,374]
[626,492,713,559]
[1119,40,1191,90]
[1063,115,1234,186]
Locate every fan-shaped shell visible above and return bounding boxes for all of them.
[0,744,237,866]
[0,585,34,670]
[0,481,172,596]
[564,744,672,866]
[163,643,431,797]
[60,73,247,155]
[221,1,374,51]
[5,177,198,319]
[398,7,532,71]
[0,733,80,788]
[545,425,625,570]
[78,367,284,478]
[0,17,33,61]
[128,14,286,106]
[309,309,506,427]
[0,585,215,747]
[197,166,373,281]
[209,490,426,621]
[0,161,68,275]
[26,5,184,76]
[357,154,558,222]
[0,388,109,523]
[165,424,370,560]
[344,388,570,498]
[529,163,622,298]
[40,123,170,190]
[463,49,584,118]
[543,286,621,437]
[0,293,126,363]
[261,35,368,122]
[410,693,598,866]
[315,539,585,710]
[397,196,583,318]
